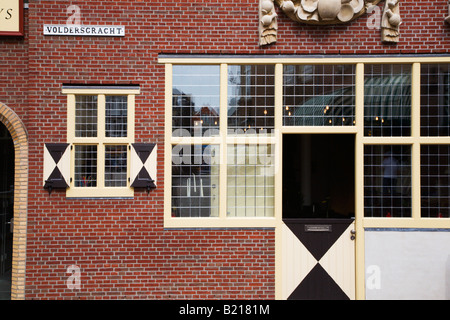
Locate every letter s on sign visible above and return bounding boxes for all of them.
[6,8,13,20]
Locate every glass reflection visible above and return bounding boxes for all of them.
[364,145,411,217]
[172,65,220,137]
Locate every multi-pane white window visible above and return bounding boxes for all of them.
[64,86,138,198]
[169,64,276,222]
[362,63,450,218]
[163,58,450,227]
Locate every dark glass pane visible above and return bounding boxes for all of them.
[364,64,411,137]
[364,145,411,217]
[283,65,355,126]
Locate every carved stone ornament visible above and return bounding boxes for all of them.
[259,0,278,46]
[259,0,401,45]
[381,0,401,43]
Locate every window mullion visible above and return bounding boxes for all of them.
[67,94,76,189]
[274,63,283,221]
[127,94,135,143]
[98,94,106,188]
[220,63,228,220]
[67,94,76,142]
[411,63,421,220]
[98,94,106,140]
[165,64,173,221]
[127,94,134,188]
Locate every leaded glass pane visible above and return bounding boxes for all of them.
[227,144,275,217]
[420,64,450,136]
[74,145,97,187]
[172,65,220,137]
[75,95,97,137]
[364,145,411,217]
[364,64,411,137]
[171,144,220,217]
[105,145,128,187]
[228,65,275,134]
[106,96,128,138]
[421,145,450,218]
[283,64,355,126]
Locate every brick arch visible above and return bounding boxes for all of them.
[0,103,28,300]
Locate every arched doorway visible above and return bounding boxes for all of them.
[0,122,14,299]
[0,103,27,300]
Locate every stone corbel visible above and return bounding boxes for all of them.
[381,0,401,43]
[259,0,278,46]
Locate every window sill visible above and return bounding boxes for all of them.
[164,217,277,229]
[66,187,134,198]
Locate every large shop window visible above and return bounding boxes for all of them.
[163,58,450,227]
[63,86,138,198]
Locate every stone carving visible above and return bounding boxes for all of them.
[381,0,401,43]
[259,0,278,46]
[259,0,401,45]
[318,0,342,20]
[274,0,382,25]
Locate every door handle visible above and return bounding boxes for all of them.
[350,229,356,241]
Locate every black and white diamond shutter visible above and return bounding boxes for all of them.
[130,143,157,189]
[43,143,70,190]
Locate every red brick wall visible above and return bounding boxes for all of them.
[3,0,450,299]
[0,9,28,124]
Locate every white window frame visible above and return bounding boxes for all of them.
[163,63,278,228]
[63,86,138,198]
[160,56,450,230]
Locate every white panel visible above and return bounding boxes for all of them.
[365,230,450,300]
[130,144,158,188]
[281,224,316,300]
[130,145,141,185]
[43,145,56,186]
[58,146,71,185]
[145,144,157,185]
